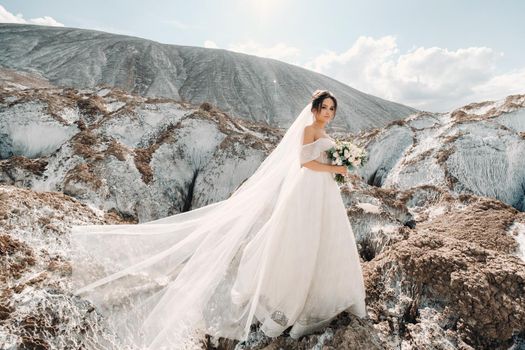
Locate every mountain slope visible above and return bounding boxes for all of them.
[0,23,417,132]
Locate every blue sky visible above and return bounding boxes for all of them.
[1,0,524,112]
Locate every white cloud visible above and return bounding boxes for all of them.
[202,36,525,112]
[26,16,64,27]
[304,36,525,112]
[0,5,64,27]
[204,40,218,49]
[0,4,24,23]
[227,40,301,64]
[472,67,525,102]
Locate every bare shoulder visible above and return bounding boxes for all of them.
[303,125,316,144]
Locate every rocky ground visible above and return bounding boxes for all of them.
[1,79,525,349]
[1,180,524,349]
[0,185,127,349]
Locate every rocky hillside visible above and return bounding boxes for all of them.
[1,75,524,349]
[0,81,282,222]
[0,23,417,132]
[355,94,525,211]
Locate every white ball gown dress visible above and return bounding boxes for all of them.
[70,103,367,349]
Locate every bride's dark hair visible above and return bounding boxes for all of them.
[311,90,338,118]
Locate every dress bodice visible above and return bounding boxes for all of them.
[300,137,336,165]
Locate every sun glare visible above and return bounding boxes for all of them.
[243,0,284,20]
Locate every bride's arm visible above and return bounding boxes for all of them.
[301,126,346,174]
[302,160,343,173]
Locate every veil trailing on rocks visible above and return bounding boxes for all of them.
[71,102,321,348]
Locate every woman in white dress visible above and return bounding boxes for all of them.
[71,90,367,349]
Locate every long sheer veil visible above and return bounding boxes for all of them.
[71,102,317,349]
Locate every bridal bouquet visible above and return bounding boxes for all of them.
[327,140,368,184]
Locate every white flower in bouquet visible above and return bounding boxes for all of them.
[326,139,368,184]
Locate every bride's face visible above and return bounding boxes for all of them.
[314,98,335,123]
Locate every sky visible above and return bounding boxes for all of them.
[1,0,524,112]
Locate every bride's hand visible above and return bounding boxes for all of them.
[334,165,348,175]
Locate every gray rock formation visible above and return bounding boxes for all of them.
[354,94,525,211]
[0,84,282,222]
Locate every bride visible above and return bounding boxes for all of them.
[71,90,367,349]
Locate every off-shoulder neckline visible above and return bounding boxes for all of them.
[303,137,334,146]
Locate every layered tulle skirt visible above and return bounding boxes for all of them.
[71,167,366,349]
[231,167,367,338]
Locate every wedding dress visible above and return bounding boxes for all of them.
[70,102,367,349]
